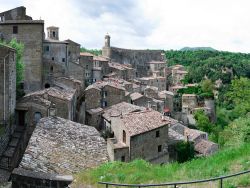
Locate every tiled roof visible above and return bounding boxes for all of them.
[85,81,125,91]
[184,128,207,141]
[25,87,75,101]
[94,56,109,62]
[87,107,103,115]
[108,62,133,70]
[194,139,218,155]
[121,109,170,136]
[130,92,143,101]
[80,52,94,56]
[103,102,145,122]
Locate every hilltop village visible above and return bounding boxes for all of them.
[0,7,218,186]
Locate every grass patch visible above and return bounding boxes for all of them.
[73,143,250,187]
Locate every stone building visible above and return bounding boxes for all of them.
[107,109,170,163]
[130,92,164,112]
[85,81,128,128]
[102,102,145,132]
[19,116,108,174]
[17,87,77,123]
[171,65,188,85]
[102,34,165,77]
[146,60,166,77]
[139,76,166,91]
[0,44,16,156]
[66,39,85,87]
[0,6,44,93]
[80,52,94,85]
[108,62,136,81]
[169,122,218,156]
[43,26,69,88]
[93,55,109,82]
[85,81,127,110]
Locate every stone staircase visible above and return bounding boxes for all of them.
[0,127,25,173]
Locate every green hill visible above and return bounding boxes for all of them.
[74,143,250,188]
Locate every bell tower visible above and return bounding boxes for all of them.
[47,26,59,40]
[102,33,111,58]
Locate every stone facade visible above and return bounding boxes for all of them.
[80,52,94,85]
[146,60,166,77]
[43,27,69,88]
[107,109,169,164]
[139,76,166,91]
[130,92,164,112]
[93,55,109,82]
[18,87,76,121]
[102,34,165,78]
[171,65,188,85]
[0,6,44,93]
[108,62,136,81]
[0,44,16,156]
[85,81,127,110]
[19,116,108,174]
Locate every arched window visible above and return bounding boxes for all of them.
[34,112,42,124]
[45,83,50,88]
[123,130,126,143]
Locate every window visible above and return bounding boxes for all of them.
[102,101,107,108]
[52,31,56,37]
[46,46,50,52]
[68,51,71,56]
[103,91,108,98]
[62,58,65,62]
[34,112,42,124]
[13,26,18,34]
[158,145,162,152]
[52,57,54,61]
[86,65,89,70]
[123,130,126,143]
[156,130,160,138]
[50,66,53,72]
[121,156,125,162]
[45,83,50,88]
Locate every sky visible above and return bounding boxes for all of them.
[1,0,250,52]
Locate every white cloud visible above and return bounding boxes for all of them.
[1,0,250,52]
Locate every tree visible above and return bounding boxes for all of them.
[175,141,194,163]
[194,110,212,133]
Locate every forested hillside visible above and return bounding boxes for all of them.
[165,50,250,83]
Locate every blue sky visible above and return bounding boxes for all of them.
[1,0,250,52]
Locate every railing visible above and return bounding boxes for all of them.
[99,169,250,188]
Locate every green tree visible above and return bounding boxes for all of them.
[175,141,194,163]
[9,39,24,86]
[194,110,212,133]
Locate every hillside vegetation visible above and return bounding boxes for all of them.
[165,50,250,84]
[74,143,250,187]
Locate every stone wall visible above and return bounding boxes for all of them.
[68,61,85,88]
[0,45,16,156]
[12,168,72,188]
[130,126,169,163]
[85,87,101,110]
[0,21,44,93]
[43,41,68,87]
[108,47,164,77]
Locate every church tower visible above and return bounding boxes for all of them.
[47,26,59,40]
[102,33,111,58]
